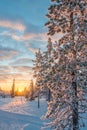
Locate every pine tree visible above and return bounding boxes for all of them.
[33,49,43,107]
[33,39,53,102]
[44,0,87,130]
[29,80,34,100]
[24,87,27,97]
[11,79,15,98]
[42,38,53,101]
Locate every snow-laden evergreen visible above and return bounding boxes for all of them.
[34,0,87,130]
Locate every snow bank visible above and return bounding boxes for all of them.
[0,97,50,130]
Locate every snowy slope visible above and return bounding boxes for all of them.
[0,97,50,130]
[0,97,87,130]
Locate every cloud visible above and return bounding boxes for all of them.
[0,29,48,42]
[0,20,26,31]
[0,30,63,44]
[0,46,19,60]
[28,47,38,53]
[10,33,37,41]
[13,66,32,73]
[22,32,48,42]
[36,33,48,42]
[13,66,33,79]
[25,41,47,54]
[10,58,33,66]
[0,66,12,74]
[22,33,37,41]
[0,74,12,82]
[0,31,37,42]
[0,31,22,41]
[25,42,38,53]
[0,65,33,86]
[0,50,19,60]
[0,66,33,74]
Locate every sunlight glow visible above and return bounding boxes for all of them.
[18,88,23,93]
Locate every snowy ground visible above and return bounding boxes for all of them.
[0,97,50,130]
[0,97,87,130]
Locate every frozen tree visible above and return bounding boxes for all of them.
[33,48,43,90]
[33,38,53,102]
[33,49,44,108]
[44,0,87,130]
[29,80,34,100]
[11,79,15,98]
[42,38,54,101]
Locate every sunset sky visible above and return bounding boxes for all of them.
[0,0,50,91]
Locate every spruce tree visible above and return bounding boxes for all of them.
[42,38,53,101]
[29,80,34,100]
[33,49,43,108]
[11,79,15,98]
[44,0,87,130]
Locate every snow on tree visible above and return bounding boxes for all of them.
[33,38,54,101]
[29,80,34,100]
[42,38,54,101]
[33,39,54,103]
[33,49,44,108]
[11,79,15,98]
[43,0,87,130]
[33,49,43,90]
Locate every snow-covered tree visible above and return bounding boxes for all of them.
[42,38,54,101]
[33,38,54,101]
[33,49,43,90]
[44,0,87,130]
[11,79,15,98]
[29,80,34,100]
[33,49,44,108]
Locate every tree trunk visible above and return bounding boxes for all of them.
[38,91,40,108]
[70,12,79,130]
[72,73,79,130]
[48,88,51,101]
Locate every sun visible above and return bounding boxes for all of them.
[18,88,23,93]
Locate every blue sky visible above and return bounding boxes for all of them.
[0,0,50,90]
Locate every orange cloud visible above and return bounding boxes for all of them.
[0,20,26,31]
